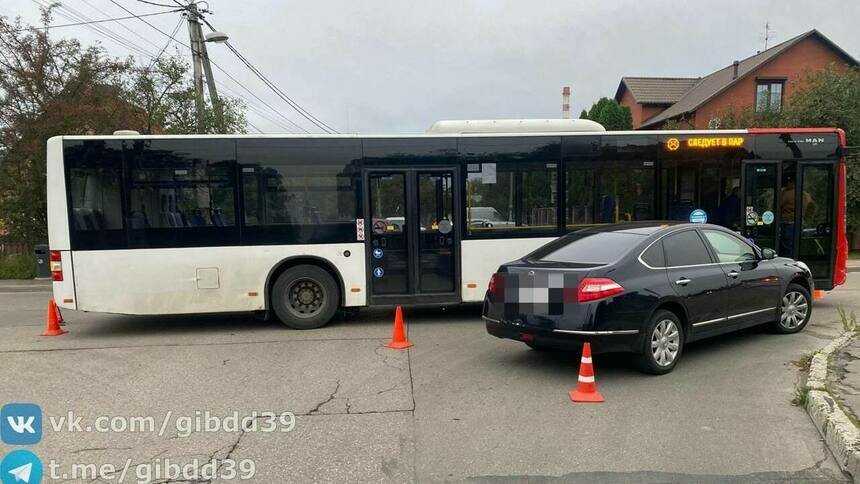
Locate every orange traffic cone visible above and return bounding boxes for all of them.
[385,306,413,349]
[42,300,67,336]
[814,290,824,301]
[569,342,604,403]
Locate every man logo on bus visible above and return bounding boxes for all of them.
[666,138,680,151]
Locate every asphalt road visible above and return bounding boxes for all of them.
[0,277,857,482]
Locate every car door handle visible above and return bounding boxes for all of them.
[675,278,691,286]
[728,270,739,278]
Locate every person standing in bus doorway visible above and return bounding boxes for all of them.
[718,186,741,230]
[780,176,816,257]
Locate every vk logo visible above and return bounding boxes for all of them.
[0,404,42,445]
[0,449,43,484]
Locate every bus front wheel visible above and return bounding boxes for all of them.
[272,265,339,329]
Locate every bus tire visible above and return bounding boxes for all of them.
[271,265,339,329]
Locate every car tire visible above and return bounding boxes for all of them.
[771,283,812,334]
[271,265,339,330]
[636,309,684,375]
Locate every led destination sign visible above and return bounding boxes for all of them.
[665,137,745,151]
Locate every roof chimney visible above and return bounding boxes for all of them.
[732,60,739,79]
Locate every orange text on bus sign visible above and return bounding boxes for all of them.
[685,137,745,149]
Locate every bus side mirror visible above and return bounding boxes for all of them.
[761,248,777,260]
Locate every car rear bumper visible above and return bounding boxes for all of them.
[484,317,640,353]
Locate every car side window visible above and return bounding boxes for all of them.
[702,229,757,263]
[641,240,665,268]
[663,230,713,267]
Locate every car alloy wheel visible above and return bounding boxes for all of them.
[780,290,809,330]
[651,319,680,367]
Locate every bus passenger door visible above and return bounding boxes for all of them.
[416,172,457,295]
[741,161,780,253]
[367,173,410,297]
[795,162,836,287]
[365,169,460,305]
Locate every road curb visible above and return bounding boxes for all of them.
[803,331,860,481]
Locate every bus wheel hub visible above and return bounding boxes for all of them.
[290,280,322,313]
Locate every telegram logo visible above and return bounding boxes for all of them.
[1,450,43,484]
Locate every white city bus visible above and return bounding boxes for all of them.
[47,121,848,328]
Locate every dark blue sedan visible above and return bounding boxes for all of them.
[483,222,814,374]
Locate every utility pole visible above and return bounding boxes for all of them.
[186,2,224,133]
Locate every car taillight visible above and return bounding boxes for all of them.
[487,272,505,303]
[577,277,623,303]
[50,251,63,281]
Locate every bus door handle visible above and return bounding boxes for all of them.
[675,277,691,286]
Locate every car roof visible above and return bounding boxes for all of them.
[573,221,683,236]
[573,221,731,237]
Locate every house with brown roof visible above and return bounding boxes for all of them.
[615,30,857,129]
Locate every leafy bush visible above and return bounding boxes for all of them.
[0,255,36,279]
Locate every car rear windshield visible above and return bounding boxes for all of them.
[530,231,645,265]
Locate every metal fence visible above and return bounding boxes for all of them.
[0,243,30,257]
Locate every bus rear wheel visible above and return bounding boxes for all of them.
[272,265,339,329]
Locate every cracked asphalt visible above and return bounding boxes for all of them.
[0,277,856,482]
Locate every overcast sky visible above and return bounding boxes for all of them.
[4,0,860,134]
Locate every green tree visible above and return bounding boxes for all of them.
[580,97,633,130]
[782,67,860,230]
[707,66,860,228]
[126,55,246,135]
[0,8,246,245]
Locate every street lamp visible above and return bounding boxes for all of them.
[204,31,228,43]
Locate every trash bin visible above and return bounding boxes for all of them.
[34,244,51,279]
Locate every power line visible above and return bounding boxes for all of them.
[222,39,338,133]
[25,0,273,133]
[69,0,313,133]
[115,2,327,133]
[9,9,180,33]
[135,0,182,8]
[107,3,301,132]
[31,0,155,57]
[140,26,299,132]
[183,10,337,133]
[147,14,184,69]
[108,1,309,133]
[79,0,165,52]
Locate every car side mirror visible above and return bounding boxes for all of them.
[761,248,777,260]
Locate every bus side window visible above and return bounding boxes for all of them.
[126,140,237,231]
[237,138,361,245]
[564,160,654,228]
[65,141,124,232]
[465,161,557,235]
[240,165,355,227]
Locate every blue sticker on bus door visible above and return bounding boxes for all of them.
[689,209,707,224]
[762,210,774,225]
[372,248,384,259]
[373,267,384,278]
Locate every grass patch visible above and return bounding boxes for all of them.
[0,254,35,279]
[794,351,818,371]
[792,385,811,407]
[838,305,860,333]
